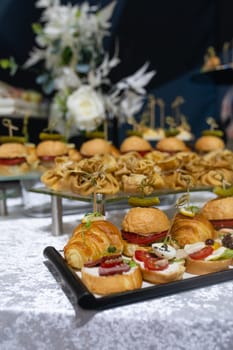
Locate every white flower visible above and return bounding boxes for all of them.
[53,67,81,90]
[67,85,105,131]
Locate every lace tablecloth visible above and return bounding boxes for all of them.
[1,195,233,350]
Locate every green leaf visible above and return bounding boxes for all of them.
[60,46,73,65]
[107,246,117,253]
[0,57,18,75]
[186,205,200,214]
[32,22,42,34]
[209,248,233,260]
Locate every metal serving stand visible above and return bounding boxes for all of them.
[29,186,215,236]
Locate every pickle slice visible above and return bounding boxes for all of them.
[85,131,105,139]
[39,132,66,141]
[164,128,179,137]
[213,185,233,197]
[0,135,26,144]
[126,130,143,137]
[128,196,160,207]
[202,129,224,137]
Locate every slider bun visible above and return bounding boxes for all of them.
[156,137,189,153]
[122,207,170,236]
[80,138,111,157]
[0,163,29,176]
[81,265,142,295]
[120,136,152,153]
[36,140,68,157]
[0,142,27,158]
[140,263,185,284]
[0,143,30,175]
[201,197,233,220]
[185,256,232,275]
[194,135,225,152]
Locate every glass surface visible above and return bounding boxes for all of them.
[30,185,214,203]
[0,172,41,182]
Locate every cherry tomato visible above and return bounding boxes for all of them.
[134,250,155,262]
[0,157,25,165]
[144,257,169,271]
[189,246,213,260]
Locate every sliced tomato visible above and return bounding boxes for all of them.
[138,150,150,157]
[134,250,156,262]
[211,219,233,229]
[39,155,56,162]
[0,157,26,165]
[144,257,169,271]
[189,246,214,260]
[121,230,168,245]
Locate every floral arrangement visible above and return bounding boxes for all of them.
[3,0,156,138]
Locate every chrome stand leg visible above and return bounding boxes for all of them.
[94,193,105,215]
[0,189,8,216]
[51,196,63,236]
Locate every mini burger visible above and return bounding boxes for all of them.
[36,140,70,170]
[121,207,170,257]
[79,138,119,157]
[201,196,233,230]
[155,137,189,154]
[120,136,152,156]
[194,135,225,153]
[0,142,31,176]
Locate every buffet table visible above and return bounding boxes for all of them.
[1,193,233,350]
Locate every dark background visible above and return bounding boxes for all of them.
[0,0,233,146]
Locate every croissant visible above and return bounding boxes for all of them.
[170,212,215,248]
[64,220,124,269]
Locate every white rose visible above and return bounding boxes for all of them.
[67,85,105,131]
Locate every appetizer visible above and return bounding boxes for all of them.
[120,135,152,156]
[121,207,170,257]
[201,195,233,230]
[64,212,124,269]
[0,142,36,176]
[184,238,233,275]
[81,253,142,295]
[169,211,215,248]
[133,243,185,284]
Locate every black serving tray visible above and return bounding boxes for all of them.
[43,246,233,311]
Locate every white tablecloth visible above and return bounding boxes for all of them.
[1,193,233,350]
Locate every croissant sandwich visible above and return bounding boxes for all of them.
[169,212,215,248]
[64,213,124,269]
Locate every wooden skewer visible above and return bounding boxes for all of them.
[104,119,108,140]
[157,98,165,129]
[2,118,18,137]
[148,95,156,129]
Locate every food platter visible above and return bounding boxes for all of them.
[43,246,233,311]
